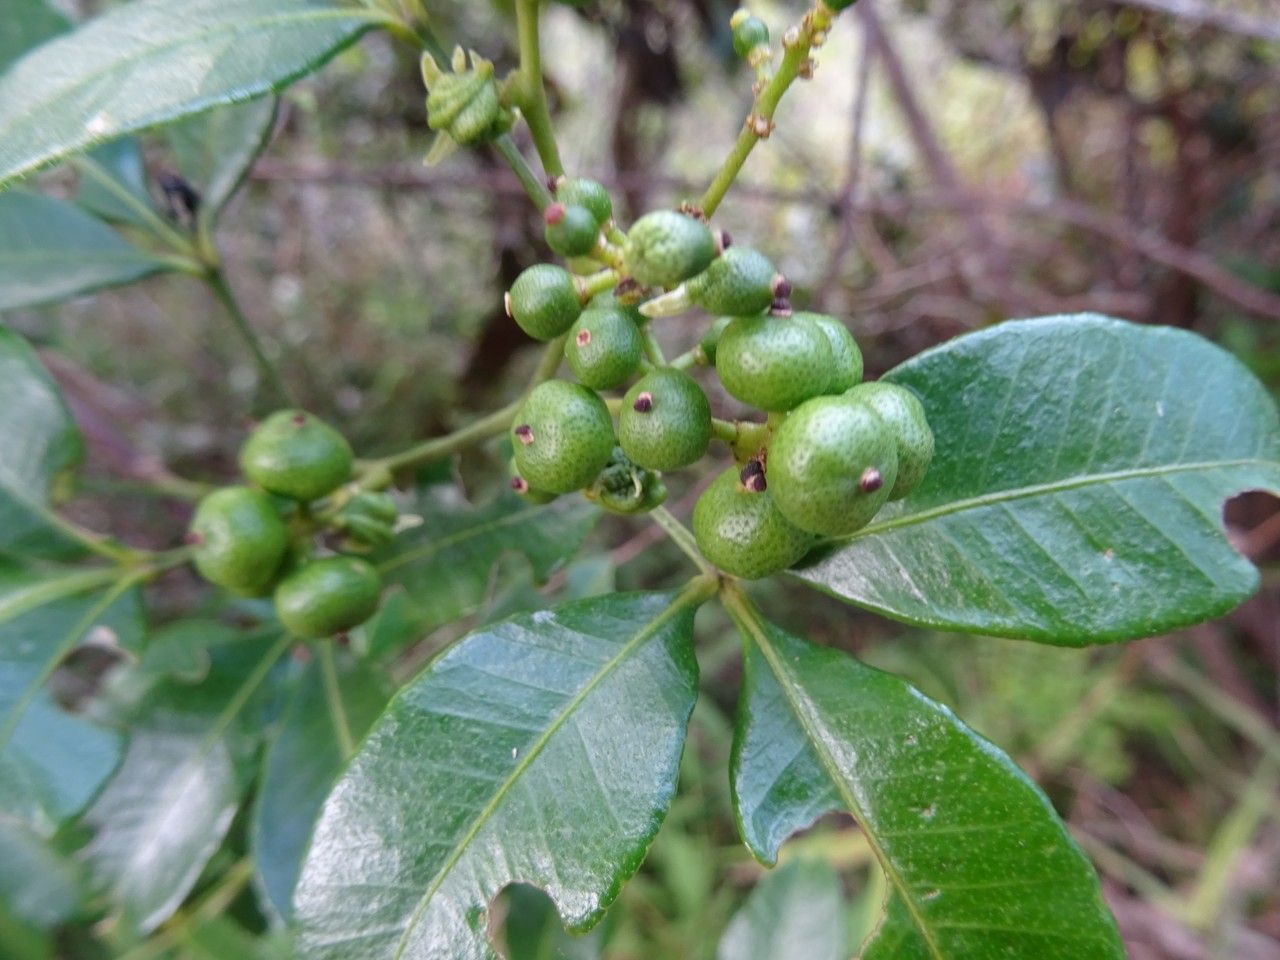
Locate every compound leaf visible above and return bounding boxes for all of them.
[795,315,1280,643]
[294,590,701,959]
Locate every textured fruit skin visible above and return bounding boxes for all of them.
[624,211,717,288]
[693,468,815,579]
[619,369,712,471]
[190,486,289,596]
[511,380,615,494]
[715,313,834,411]
[768,396,899,536]
[545,204,600,258]
[556,177,613,226]
[845,381,934,499]
[240,410,354,502]
[564,307,643,389]
[686,247,776,316]
[799,311,863,393]
[274,556,383,638]
[509,265,582,340]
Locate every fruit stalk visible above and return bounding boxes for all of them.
[513,0,565,177]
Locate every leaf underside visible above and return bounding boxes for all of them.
[731,616,1125,960]
[795,315,1280,643]
[294,591,699,960]
[716,859,845,960]
[0,0,379,187]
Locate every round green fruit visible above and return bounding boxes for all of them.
[240,410,353,503]
[730,10,770,59]
[556,177,613,226]
[618,369,712,471]
[624,211,717,288]
[274,556,383,639]
[692,467,815,579]
[189,486,289,596]
[844,381,934,499]
[508,265,582,340]
[545,203,600,258]
[564,307,643,390]
[508,458,558,504]
[697,316,733,366]
[767,396,898,536]
[511,380,615,494]
[715,313,834,411]
[797,311,863,393]
[686,247,777,316]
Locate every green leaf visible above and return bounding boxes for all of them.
[75,139,159,228]
[0,0,67,73]
[0,328,90,559]
[252,651,392,923]
[82,626,289,932]
[499,885,604,960]
[728,607,1124,959]
[0,0,383,187]
[294,589,704,959]
[167,97,279,226]
[0,190,172,313]
[0,564,143,833]
[0,816,85,928]
[374,490,598,638]
[716,860,845,960]
[795,315,1280,643]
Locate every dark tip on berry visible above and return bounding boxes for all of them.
[184,530,204,546]
[633,392,654,413]
[742,471,767,493]
[860,467,883,493]
[515,424,535,445]
[716,229,733,253]
[770,297,793,317]
[576,329,592,347]
[511,475,530,493]
[548,175,563,194]
[772,275,792,299]
[291,412,308,427]
[544,202,567,226]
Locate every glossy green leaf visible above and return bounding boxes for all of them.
[375,489,598,637]
[0,565,143,833]
[0,329,89,559]
[294,589,703,959]
[75,139,159,228]
[795,315,1280,643]
[0,0,383,187]
[168,97,278,225]
[252,651,392,923]
[499,885,604,960]
[729,610,1124,959]
[0,190,171,313]
[82,625,285,932]
[0,0,67,73]
[0,816,85,928]
[717,859,844,960]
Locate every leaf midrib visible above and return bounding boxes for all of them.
[377,505,545,575]
[842,458,1277,543]
[740,614,946,960]
[392,593,692,958]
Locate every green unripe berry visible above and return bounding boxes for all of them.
[508,265,582,340]
[189,486,289,596]
[697,316,733,366]
[625,211,717,288]
[845,382,934,499]
[798,311,863,394]
[730,10,770,59]
[240,410,354,503]
[565,307,643,390]
[768,396,898,536]
[686,247,778,316]
[274,556,383,639]
[544,203,600,258]
[692,467,815,579]
[715,313,834,411]
[508,458,558,504]
[556,177,613,226]
[619,369,712,471]
[511,380,615,494]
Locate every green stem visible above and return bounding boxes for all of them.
[513,0,564,177]
[492,134,554,211]
[650,506,715,577]
[71,156,200,258]
[697,3,835,218]
[318,640,356,759]
[641,328,666,366]
[205,267,294,409]
[668,350,698,371]
[36,504,142,564]
[575,269,621,300]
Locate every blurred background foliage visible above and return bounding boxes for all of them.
[4,0,1279,957]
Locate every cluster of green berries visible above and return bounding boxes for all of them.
[503,174,934,580]
[187,411,389,639]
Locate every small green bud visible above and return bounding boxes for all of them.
[421,48,514,162]
[555,177,614,226]
[583,446,668,515]
[508,265,582,340]
[544,202,601,258]
[730,10,770,60]
[625,211,718,288]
